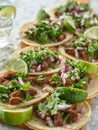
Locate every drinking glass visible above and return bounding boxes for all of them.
[0,12,14,47]
[0,0,16,63]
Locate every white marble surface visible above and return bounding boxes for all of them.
[0,0,98,129]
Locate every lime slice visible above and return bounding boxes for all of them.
[3,58,28,74]
[63,16,76,32]
[55,87,88,104]
[84,26,98,39]
[0,5,16,17]
[1,106,33,125]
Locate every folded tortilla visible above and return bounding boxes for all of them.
[0,70,49,109]
[19,20,72,47]
[58,46,98,65]
[10,46,65,75]
[25,101,91,130]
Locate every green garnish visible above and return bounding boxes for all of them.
[25,93,33,101]
[71,37,98,58]
[0,79,31,103]
[66,60,87,77]
[38,92,66,115]
[56,0,91,14]
[71,37,87,48]
[22,81,30,91]
[20,47,59,65]
[37,8,50,21]
[51,73,63,86]
[37,75,45,82]
[87,39,98,57]
[57,5,66,13]
[25,21,63,44]
[38,87,88,115]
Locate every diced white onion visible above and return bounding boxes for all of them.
[18,77,24,86]
[57,104,71,110]
[46,117,54,127]
[36,64,42,72]
[75,48,79,58]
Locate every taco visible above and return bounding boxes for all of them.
[0,71,49,109]
[23,59,98,99]
[47,0,98,34]
[58,36,98,64]
[25,87,90,130]
[19,18,72,47]
[8,46,65,75]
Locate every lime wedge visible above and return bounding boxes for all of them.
[1,106,33,125]
[84,26,98,39]
[55,87,88,104]
[63,16,76,32]
[0,5,16,17]
[80,59,98,74]
[37,8,50,21]
[3,58,28,74]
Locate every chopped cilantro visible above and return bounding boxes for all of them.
[20,47,59,65]
[66,60,87,77]
[51,73,63,86]
[25,93,33,101]
[38,92,66,115]
[25,21,63,44]
[37,75,45,82]
[87,39,98,57]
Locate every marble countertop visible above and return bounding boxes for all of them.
[0,0,98,129]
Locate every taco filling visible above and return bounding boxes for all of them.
[0,71,48,105]
[19,47,62,73]
[65,37,98,62]
[24,20,69,44]
[26,60,91,91]
[31,88,88,128]
[54,0,98,33]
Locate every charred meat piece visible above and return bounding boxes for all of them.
[25,76,37,83]
[42,61,49,70]
[57,34,66,42]
[9,97,22,105]
[85,73,92,83]
[94,52,98,59]
[66,77,74,86]
[65,48,75,56]
[0,71,14,83]
[45,57,51,66]
[83,84,88,90]
[54,12,62,17]
[9,90,24,98]
[68,109,78,122]
[37,75,51,85]
[31,64,37,69]
[78,50,89,60]
[53,111,63,126]
[3,80,11,85]
[27,86,37,96]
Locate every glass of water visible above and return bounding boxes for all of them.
[0,12,14,47]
